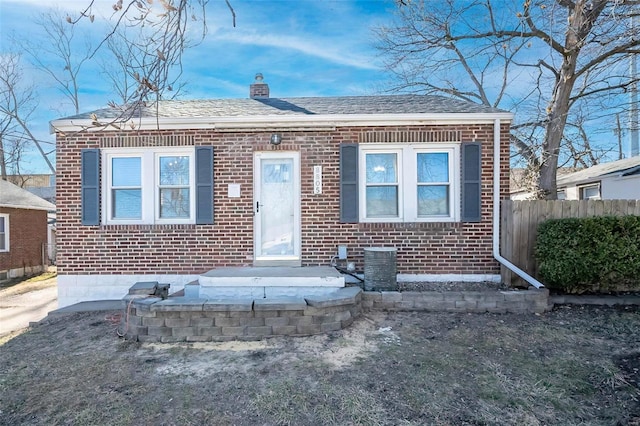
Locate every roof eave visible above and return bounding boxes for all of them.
[0,202,55,211]
[50,112,514,133]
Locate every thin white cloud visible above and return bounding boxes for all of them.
[211,29,380,71]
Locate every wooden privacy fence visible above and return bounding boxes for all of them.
[500,200,640,287]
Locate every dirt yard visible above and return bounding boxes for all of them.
[0,302,638,425]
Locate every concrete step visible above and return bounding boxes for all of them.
[196,266,345,299]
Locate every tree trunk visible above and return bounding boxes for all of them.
[538,0,601,199]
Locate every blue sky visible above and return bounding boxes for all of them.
[0,0,395,174]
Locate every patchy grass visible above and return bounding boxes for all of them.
[0,271,57,296]
[0,306,638,425]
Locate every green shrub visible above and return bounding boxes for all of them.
[535,215,640,294]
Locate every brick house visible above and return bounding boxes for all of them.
[0,179,55,280]
[51,76,513,307]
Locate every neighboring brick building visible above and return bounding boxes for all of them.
[51,76,513,307]
[0,179,56,280]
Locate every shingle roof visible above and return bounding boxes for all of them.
[57,94,509,121]
[0,179,56,211]
[557,156,640,186]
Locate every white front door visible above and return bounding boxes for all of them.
[254,152,301,265]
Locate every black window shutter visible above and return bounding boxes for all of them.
[81,148,100,225]
[340,143,358,223]
[461,142,482,222]
[195,146,214,224]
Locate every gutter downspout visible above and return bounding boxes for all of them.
[492,119,545,288]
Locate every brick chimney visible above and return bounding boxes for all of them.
[250,73,269,99]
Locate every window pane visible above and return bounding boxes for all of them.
[112,158,141,187]
[112,189,142,219]
[417,153,449,183]
[263,161,291,184]
[366,186,398,217]
[418,185,449,216]
[160,188,190,218]
[160,156,190,185]
[0,217,4,233]
[366,153,397,184]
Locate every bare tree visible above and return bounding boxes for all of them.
[376,0,640,199]
[99,26,186,106]
[0,54,55,178]
[70,1,233,110]
[15,8,95,115]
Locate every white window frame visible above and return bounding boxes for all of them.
[102,148,196,225]
[579,183,601,200]
[359,143,460,223]
[0,214,9,252]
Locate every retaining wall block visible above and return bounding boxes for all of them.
[278,310,305,318]
[125,315,143,326]
[411,300,440,310]
[181,311,205,319]
[147,326,173,337]
[125,325,148,336]
[265,317,290,326]
[297,324,322,335]
[221,326,247,336]
[403,292,443,302]
[133,307,157,318]
[190,317,214,327]
[196,326,222,336]
[137,335,160,343]
[253,310,275,318]
[361,299,374,310]
[501,292,525,302]
[156,312,181,319]
[442,292,464,301]
[476,301,498,311]
[242,317,266,327]
[214,317,242,327]
[204,311,230,319]
[246,326,273,337]
[399,300,415,310]
[272,325,297,335]
[462,292,487,301]
[142,317,165,327]
[229,311,255,318]
[363,292,382,303]
[165,318,191,328]
[289,316,313,326]
[211,336,238,342]
[160,336,187,343]
[187,336,213,342]
[380,292,402,302]
[455,300,478,310]
[172,327,196,338]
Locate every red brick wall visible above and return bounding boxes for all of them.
[55,123,510,276]
[0,207,47,271]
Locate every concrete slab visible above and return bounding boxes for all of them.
[47,300,121,318]
[201,266,341,278]
[199,266,345,290]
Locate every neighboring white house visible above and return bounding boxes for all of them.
[556,157,640,200]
